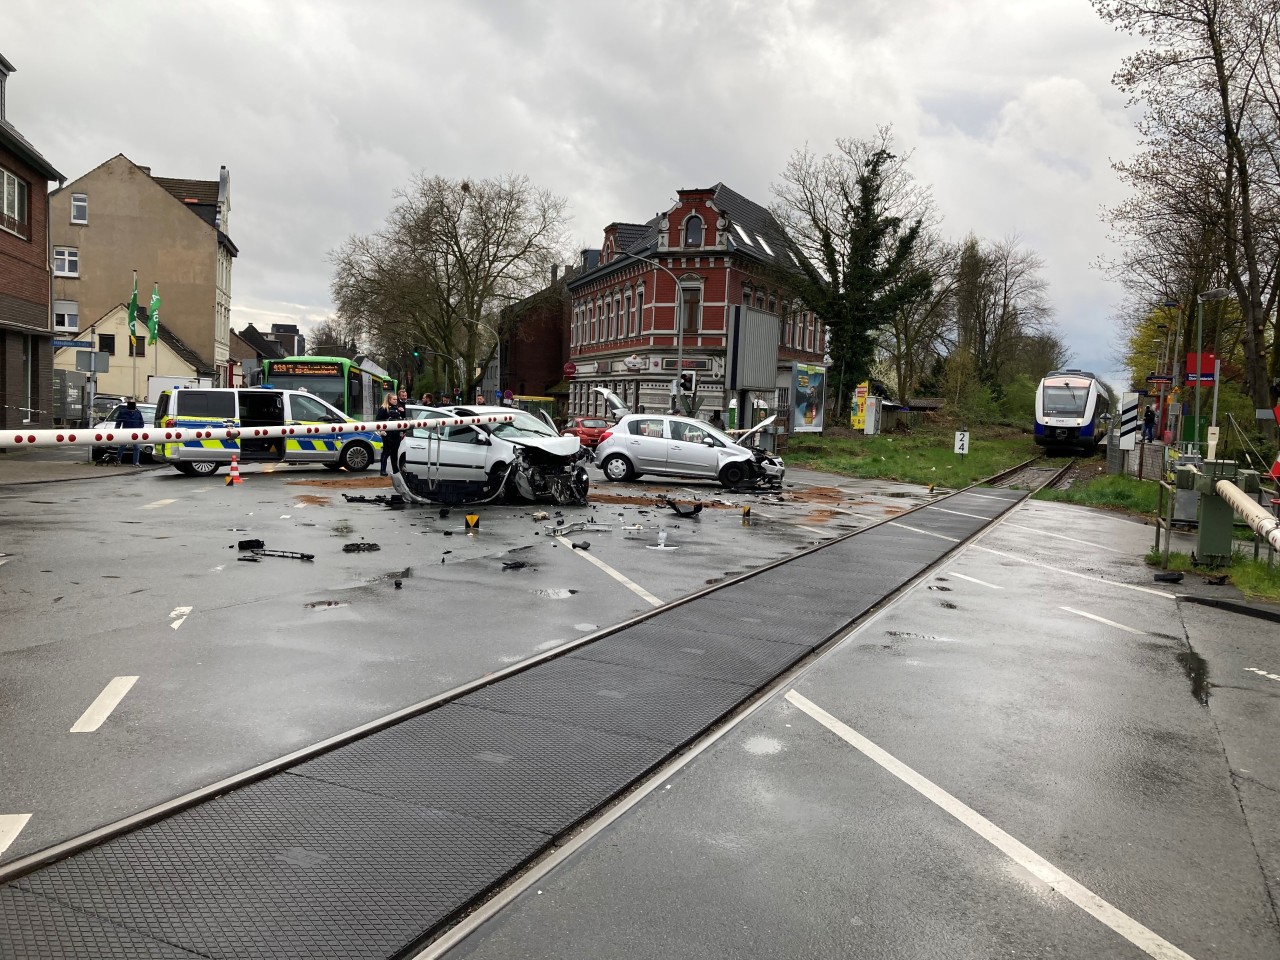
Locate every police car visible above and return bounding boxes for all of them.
[153,387,382,476]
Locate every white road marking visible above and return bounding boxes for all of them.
[796,525,835,537]
[555,535,663,607]
[210,564,225,573]
[786,690,1198,960]
[1245,668,1280,682]
[279,515,292,519]
[1002,522,1126,553]
[888,522,960,543]
[959,491,1012,502]
[169,605,193,630]
[140,499,176,510]
[947,571,1003,590]
[1060,607,1146,635]
[972,545,1177,600]
[70,676,139,733]
[0,557,11,568]
[926,505,991,521]
[0,814,32,857]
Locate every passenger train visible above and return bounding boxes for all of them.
[1034,370,1111,453]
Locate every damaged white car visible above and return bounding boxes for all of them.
[392,406,591,506]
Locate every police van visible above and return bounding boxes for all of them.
[152,387,382,476]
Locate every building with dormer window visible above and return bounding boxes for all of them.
[566,184,825,423]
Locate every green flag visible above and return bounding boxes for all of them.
[127,273,138,348]
[148,284,161,345]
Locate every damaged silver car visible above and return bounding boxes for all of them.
[392,406,591,506]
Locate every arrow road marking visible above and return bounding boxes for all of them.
[787,690,1198,960]
[141,499,176,510]
[70,676,138,733]
[0,814,32,857]
[169,605,193,630]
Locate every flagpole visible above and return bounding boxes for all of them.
[131,269,138,400]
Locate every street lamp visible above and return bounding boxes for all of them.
[1195,287,1231,452]
[614,249,686,413]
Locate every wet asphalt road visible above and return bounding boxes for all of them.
[0,461,916,862]
[3,462,1278,959]
[446,500,1280,960]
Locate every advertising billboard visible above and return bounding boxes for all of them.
[791,362,826,433]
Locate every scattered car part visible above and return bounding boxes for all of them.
[251,549,315,561]
[342,543,381,553]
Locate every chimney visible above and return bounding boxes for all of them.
[551,264,560,283]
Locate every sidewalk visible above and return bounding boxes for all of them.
[0,446,165,485]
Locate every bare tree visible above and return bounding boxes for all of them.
[330,174,570,394]
[307,316,357,359]
[1094,0,1280,410]
[948,234,1055,392]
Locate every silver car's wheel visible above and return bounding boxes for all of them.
[339,442,372,472]
[719,461,748,487]
[600,454,634,482]
[190,460,221,477]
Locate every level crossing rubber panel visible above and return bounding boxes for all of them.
[0,489,1027,960]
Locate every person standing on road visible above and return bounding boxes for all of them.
[709,410,726,432]
[377,391,398,476]
[113,400,146,466]
[1142,405,1156,442]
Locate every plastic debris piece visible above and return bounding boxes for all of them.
[236,556,261,563]
[1153,571,1184,583]
[503,560,529,570]
[252,548,315,561]
[394,579,403,589]
[571,540,591,550]
[342,542,381,553]
[237,538,265,551]
[532,511,549,521]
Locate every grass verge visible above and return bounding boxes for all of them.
[783,426,1038,487]
[1034,474,1161,516]
[1144,548,1280,602]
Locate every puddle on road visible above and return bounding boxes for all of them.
[1176,650,1211,705]
[742,735,784,756]
[368,566,413,584]
[886,631,959,643]
[532,588,579,599]
[939,601,958,609]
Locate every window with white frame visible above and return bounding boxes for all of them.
[634,286,644,335]
[623,290,632,338]
[53,299,79,331]
[614,295,622,338]
[2,167,30,237]
[53,247,79,277]
[683,214,704,247]
[70,193,88,224]
[680,285,702,333]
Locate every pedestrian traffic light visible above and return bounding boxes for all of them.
[679,372,694,394]
[412,346,420,357]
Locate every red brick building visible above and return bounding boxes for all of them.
[0,53,64,430]
[567,183,825,420]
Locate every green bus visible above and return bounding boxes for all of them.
[258,356,397,421]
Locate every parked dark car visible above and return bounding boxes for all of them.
[561,416,612,448]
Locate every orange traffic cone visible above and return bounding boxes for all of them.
[226,453,243,486]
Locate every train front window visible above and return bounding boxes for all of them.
[1043,384,1088,416]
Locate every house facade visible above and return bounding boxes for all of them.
[566,183,824,422]
[53,303,214,399]
[49,155,237,389]
[0,53,64,429]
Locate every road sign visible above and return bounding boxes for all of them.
[74,350,109,373]
[1119,392,1139,450]
[954,431,969,455]
[52,339,92,349]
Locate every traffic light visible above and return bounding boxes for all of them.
[412,346,420,357]
[679,372,694,394]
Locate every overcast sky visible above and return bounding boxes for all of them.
[8,0,1143,385]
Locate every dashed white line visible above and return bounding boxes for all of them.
[1002,523,1125,553]
[926,505,992,521]
[169,605,193,630]
[947,571,1003,590]
[1060,606,1146,635]
[1245,667,1280,682]
[972,545,1177,600]
[555,535,663,607]
[0,813,32,857]
[786,690,1198,960]
[959,491,1013,502]
[887,522,960,543]
[70,676,139,733]
[141,498,176,510]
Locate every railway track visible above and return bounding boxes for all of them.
[988,456,1076,493]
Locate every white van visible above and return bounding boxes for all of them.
[152,387,382,476]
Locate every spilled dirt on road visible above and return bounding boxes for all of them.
[590,491,733,509]
[287,476,391,489]
[293,494,332,507]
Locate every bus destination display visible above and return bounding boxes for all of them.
[271,362,342,377]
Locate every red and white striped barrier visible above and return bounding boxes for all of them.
[1,414,516,450]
